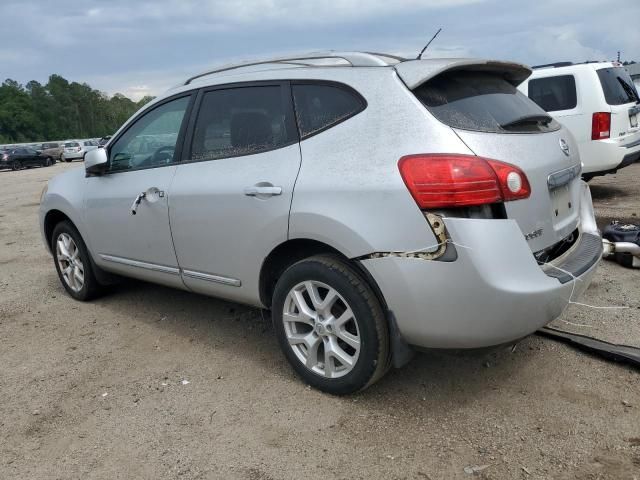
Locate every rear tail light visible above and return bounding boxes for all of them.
[591,112,611,140]
[1,154,7,161]
[398,154,531,209]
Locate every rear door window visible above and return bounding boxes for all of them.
[65,142,79,148]
[414,71,559,134]
[190,85,295,162]
[292,83,366,138]
[597,67,640,105]
[528,75,577,112]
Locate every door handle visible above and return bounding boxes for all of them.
[130,192,146,215]
[244,185,283,197]
[130,187,165,215]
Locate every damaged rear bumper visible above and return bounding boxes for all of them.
[360,186,601,350]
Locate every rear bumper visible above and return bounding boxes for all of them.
[361,183,601,349]
[582,133,640,175]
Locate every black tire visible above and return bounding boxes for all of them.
[45,157,53,167]
[11,160,22,171]
[272,254,390,395]
[51,221,102,301]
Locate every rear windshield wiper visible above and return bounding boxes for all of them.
[501,114,553,129]
[616,77,640,104]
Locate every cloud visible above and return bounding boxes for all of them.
[1,0,639,99]
[527,26,608,64]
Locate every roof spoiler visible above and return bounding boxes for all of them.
[394,58,532,90]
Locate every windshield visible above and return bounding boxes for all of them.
[65,142,79,147]
[414,70,559,134]
[597,67,640,105]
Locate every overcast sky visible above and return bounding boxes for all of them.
[1,0,638,100]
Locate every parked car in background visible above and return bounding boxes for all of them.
[98,135,112,147]
[1,146,55,170]
[62,140,99,162]
[41,142,64,162]
[519,61,640,180]
[41,52,601,394]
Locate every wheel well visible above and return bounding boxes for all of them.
[44,210,72,250]
[259,239,388,312]
[259,239,345,307]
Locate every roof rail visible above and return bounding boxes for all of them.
[531,61,573,69]
[183,51,403,85]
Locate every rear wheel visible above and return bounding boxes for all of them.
[45,157,53,167]
[272,255,389,395]
[52,221,102,301]
[11,160,22,171]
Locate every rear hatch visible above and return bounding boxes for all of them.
[64,142,81,153]
[596,66,640,142]
[396,60,582,253]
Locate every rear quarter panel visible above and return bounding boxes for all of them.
[289,69,475,257]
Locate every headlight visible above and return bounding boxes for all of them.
[40,182,48,203]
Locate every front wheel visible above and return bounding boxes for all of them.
[11,160,22,171]
[272,255,390,395]
[45,157,53,167]
[51,221,103,301]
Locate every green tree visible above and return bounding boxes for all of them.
[0,75,154,143]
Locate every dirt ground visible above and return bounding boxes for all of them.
[1,161,639,480]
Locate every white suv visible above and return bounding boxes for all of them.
[62,139,99,162]
[519,62,640,180]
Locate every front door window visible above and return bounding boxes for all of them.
[109,96,190,173]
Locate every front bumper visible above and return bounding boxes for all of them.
[361,183,601,349]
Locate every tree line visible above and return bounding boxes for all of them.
[0,75,153,144]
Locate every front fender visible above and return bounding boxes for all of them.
[39,167,88,254]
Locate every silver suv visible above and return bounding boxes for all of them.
[40,52,602,394]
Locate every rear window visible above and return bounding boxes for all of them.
[528,75,577,112]
[292,83,365,138]
[597,68,640,106]
[414,71,559,134]
[65,142,79,147]
[43,143,58,148]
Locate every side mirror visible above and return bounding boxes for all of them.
[85,148,108,176]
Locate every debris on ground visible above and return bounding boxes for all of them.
[463,464,490,475]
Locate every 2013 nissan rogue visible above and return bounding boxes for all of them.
[39,52,602,394]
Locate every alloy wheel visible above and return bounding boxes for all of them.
[282,280,361,379]
[56,233,85,292]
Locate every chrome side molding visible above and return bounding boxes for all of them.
[99,254,180,275]
[99,255,241,286]
[181,269,242,287]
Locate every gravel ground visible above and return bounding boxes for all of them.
[0,161,639,480]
